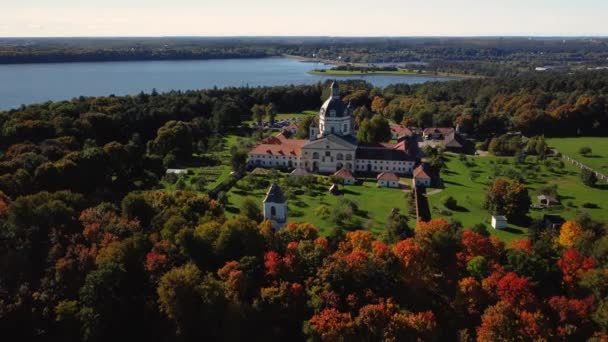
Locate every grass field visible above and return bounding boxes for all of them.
[547,137,608,174]
[160,134,243,191]
[226,173,411,236]
[243,110,317,125]
[426,153,608,243]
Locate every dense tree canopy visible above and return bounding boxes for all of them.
[1,75,608,340]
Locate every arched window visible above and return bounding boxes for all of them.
[337,153,343,160]
[270,206,276,217]
[313,152,319,159]
[345,154,352,161]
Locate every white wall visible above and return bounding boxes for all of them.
[356,159,415,175]
[414,178,431,187]
[264,201,287,225]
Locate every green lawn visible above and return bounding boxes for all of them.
[161,134,243,191]
[426,153,608,243]
[226,173,412,236]
[547,137,608,174]
[243,110,317,125]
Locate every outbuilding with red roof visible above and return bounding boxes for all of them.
[377,172,400,188]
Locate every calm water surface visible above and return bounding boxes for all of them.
[0,58,455,110]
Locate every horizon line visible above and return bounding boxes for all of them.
[2,34,608,39]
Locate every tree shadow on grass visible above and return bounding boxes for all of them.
[594,183,608,191]
[290,210,304,218]
[443,180,465,187]
[295,200,308,208]
[226,206,239,214]
[341,189,360,196]
[451,205,470,212]
[503,227,525,235]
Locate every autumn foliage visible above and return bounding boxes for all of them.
[559,220,583,248]
[0,190,606,341]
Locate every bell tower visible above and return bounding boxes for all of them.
[263,183,287,229]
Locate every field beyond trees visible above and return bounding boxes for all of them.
[547,137,608,174]
[427,153,608,242]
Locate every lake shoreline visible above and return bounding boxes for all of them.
[283,54,477,79]
[0,57,459,111]
[307,69,473,79]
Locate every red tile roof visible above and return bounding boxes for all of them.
[334,168,354,179]
[390,123,413,137]
[377,172,399,181]
[422,127,454,135]
[250,134,308,157]
[413,164,432,179]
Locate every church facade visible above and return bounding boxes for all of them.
[248,82,417,175]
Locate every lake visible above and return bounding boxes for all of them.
[0,57,456,110]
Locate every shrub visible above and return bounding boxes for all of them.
[193,177,207,191]
[579,146,592,156]
[163,173,178,184]
[175,176,187,190]
[582,202,599,209]
[314,205,331,218]
[442,196,458,210]
[581,168,597,187]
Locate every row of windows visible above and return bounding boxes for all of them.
[357,160,413,165]
[253,155,296,160]
[356,165,412,172]
[254,160,298,167]
[310,152,353,160]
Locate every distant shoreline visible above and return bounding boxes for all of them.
[283,54,478,79]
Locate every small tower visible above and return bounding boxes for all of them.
[263,183,287,229]
[309,120,318,141]
[330,81,340,99]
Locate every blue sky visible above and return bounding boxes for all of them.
[1,0,607,37]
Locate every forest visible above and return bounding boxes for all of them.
[0,72,607,340]
[2,37,608,76]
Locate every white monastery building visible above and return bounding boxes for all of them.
[249,82,418,175]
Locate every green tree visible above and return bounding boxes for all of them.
[240,197,263,222]
[383,208,413,243]
[121,192,155,227]
[467,256,489,279]
[581,168,597,187]
[296,115,315,139]
[151,121,193,161]
[483,178,531,222]
[266,103,278,125]
[251,104,265,125]
[579,146,592,156]
[157,264,226,339]
[230,146,248,173]
[357,115,391,143]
